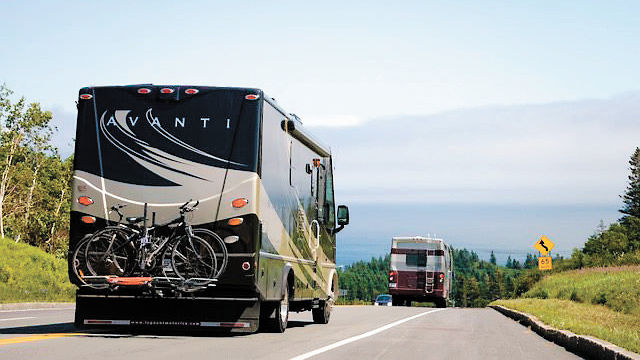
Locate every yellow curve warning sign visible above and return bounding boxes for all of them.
[533,235,555,256]
[538,256,552,270]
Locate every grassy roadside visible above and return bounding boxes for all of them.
[492,298,640,353]
[0,237,74,303]
[492,265,640,354]
[523,266,640,315]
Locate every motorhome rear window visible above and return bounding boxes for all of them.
[406,253,427,266]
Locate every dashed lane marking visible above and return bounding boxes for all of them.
[289,308,446,360]
[0,308,74,313]
[0,317,36,322]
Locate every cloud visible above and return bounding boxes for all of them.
[311,92,640,205]
[303,114,363,127]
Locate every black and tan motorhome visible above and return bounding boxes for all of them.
[68,85,349,332]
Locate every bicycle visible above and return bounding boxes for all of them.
[83,201,228,289]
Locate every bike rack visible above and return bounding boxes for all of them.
[80,276,217,293]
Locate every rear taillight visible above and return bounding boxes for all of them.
[389,270,398,287]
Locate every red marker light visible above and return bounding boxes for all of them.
[137,88,151,94]
[77,196,94,206]
[79,94,93,100]
[231,198,249,208]
[81,216,96,224]
[185,88,199,95]
[245,94,259,100]
[160,88,174,94]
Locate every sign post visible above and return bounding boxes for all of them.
[533,235,555,271]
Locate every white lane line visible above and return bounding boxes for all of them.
[0,317,36,322]
[290,308,446,360]
[0,307,74,313]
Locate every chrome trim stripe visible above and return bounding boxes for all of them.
[228,253,256,258]
[259,251,315,265]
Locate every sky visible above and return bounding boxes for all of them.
[1,1,639,264]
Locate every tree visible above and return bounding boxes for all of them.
[505,256,513,269]
[489,251,496,265]
[0,85,53,239]
[620,147,640,218]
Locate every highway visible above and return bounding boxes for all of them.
[0,305,581,359]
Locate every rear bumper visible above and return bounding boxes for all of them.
[389,288,445,300]
[75,292,260,333]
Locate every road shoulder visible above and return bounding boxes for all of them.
[490,305,640,360]
[0,302,74,311]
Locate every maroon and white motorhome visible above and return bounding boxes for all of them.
[388,236,453,307]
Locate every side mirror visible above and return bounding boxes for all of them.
[333,205,349,235]
[337,205,349,225]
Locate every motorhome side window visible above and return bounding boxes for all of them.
[324,164,335,228]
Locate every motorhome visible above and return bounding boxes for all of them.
[388,236,453,307]
[68,85,349,333]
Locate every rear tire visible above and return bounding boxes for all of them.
[260,285,290,333]
[312,300,331,324]
[392,297,402,306]
[435,299,447,308]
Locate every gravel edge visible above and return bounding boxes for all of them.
[489,305,640,360]
[0,302,75,310]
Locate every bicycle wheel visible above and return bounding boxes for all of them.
[192,229,228,278]
[70,236,91,284]
[171,235,216,280]
[85,227,137,277]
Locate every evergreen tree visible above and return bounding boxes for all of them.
[489,251,496,265]
[620,147,640,218]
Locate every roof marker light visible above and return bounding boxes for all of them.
[79,94,93,100]
[245,94,259,100]
[231,198,249,208]
[137,88,151,94]
[160,88,174,94]
[81,216,96,224]
[185,88,199,95]
[77,196,94,206]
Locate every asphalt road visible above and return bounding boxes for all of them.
[0,305,581,359]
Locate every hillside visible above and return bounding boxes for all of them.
[0,237,74,303]
[492,266,640,353]
[524,266,640,315]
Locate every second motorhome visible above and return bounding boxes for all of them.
[388,236,453,307]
